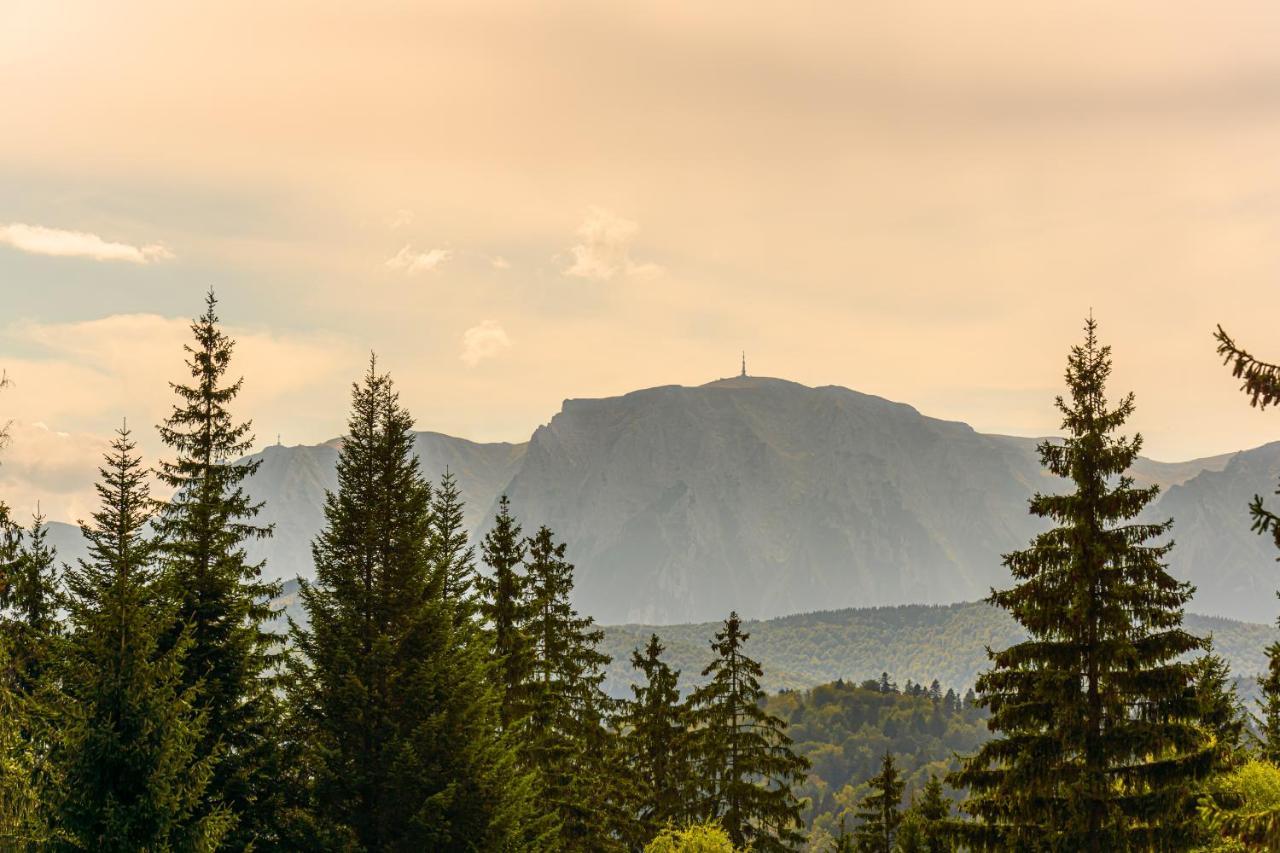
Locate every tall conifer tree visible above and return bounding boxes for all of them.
[2,511,61,694]
[687,611,809,852]
[153,291,284,848]
[522,524,621,850]
[56,425,228,851]
[476,496,533,731]
[620,633,693,847]
[430,469,477,619]
[854,752,903,853]
[290,361,541,850]
[952,317,1212,849]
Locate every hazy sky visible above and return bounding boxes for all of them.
[3,1,1280,521]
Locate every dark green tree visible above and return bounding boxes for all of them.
[429,469,478,618]
[854,751,903,853]
[1259,644,1280,763]
[687,611,809,853]
[523,524,621,850]
[56,425,229,851]
[913,775,952,853]
[290,361,541,850]
[952,317,1212,850]
[476,495,533,731]
[2,511,61,693]
[1193,642,1246,770]
[619,633,692,847]
[153,291,284,848]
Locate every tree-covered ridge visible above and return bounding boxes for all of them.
[762,678,990,850]
[599,603,1274,699]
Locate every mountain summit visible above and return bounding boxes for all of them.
[42,377,1279,624]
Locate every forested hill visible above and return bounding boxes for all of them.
[598,600,1276,699]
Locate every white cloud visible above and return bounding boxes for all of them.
[564,207,662,281]
[460,320,511,366]
[490,255,511,270]
[385,244,451,274]
[387,208,414,228]
[0,223,173,263]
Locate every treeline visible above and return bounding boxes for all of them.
[762,677,989,849]
[5,295,1280,851]
[0,294,811,851]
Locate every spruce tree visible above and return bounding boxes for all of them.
[853,751,903,853]
[290,361,541,850]
[687,611,809,852]
[2,511,61,694]
[620,633,693,846]
[153,291,284,848]
[952,317,1213,850]
[1259,639,1280,763]
[914,775,951,853]
[1194,642,1246,770]
[476,495,533,731]
[56,425,228,851]
[430,468,477,616]
[522,524,622,850]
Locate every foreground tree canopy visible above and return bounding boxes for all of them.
[3,297,1280,851]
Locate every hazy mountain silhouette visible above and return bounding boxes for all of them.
[36,377,1280,624]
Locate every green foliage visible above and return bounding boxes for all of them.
[853,751,902,852]
[3,511,62,691]
[476,495,533,732]
[429,469,477,616]
[55,425,228,851]
[153,290,284,848]
[643,821,743,853]
[290,361,541,850]
[762,678,986,843]
[1198,759,1280,851]
[1194,643,1248,772]
[0,634,54,848]
[953,317,1214,849]
[522,524,623,850]
[619,634,695,847]
[688,611,810,853]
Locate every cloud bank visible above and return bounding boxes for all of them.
[0,223,173,263]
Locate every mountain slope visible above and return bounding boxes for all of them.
[29,376,1280,624]
[497,377,1056,623]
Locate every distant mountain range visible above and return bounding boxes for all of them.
[38,375,1280,625]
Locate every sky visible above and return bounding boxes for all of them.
[3,1,1280,522]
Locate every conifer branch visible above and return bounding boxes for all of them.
[1215,325,1280,410]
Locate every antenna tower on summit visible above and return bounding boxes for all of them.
[740,352,747,378]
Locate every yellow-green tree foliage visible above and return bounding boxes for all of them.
[1198,759,1280,851]
[644,821,744,853]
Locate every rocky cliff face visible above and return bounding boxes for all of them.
[34,377,1280,625]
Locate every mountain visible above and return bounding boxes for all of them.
[597,600,1277,700]
[30,375,1280,624]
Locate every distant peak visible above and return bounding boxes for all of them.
[700,375,805,390]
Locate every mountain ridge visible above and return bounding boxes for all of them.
[29,376,1280,624]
